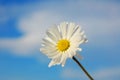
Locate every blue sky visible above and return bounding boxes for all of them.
[0,0,120,80]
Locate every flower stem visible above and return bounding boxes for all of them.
[72,56,94,80]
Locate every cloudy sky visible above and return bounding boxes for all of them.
[0,0,120,80]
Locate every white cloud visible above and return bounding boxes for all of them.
[61,67,120,80]
[61,68,88,80]
[93,67,120,80]
[0,0,120,56]
[0,10,63,55]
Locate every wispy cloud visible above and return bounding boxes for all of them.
[93,67,120,80]
[61,67,88,80]
[0,10,63,55]
[61,67,120,80]
[0,0,120,56]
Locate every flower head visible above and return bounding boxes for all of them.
[40,22,87,67]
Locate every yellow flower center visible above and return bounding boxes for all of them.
[57,39,70,52]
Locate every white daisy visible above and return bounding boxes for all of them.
[40,22,87,67]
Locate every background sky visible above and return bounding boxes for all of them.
[0,0,120,80]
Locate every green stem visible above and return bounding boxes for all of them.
[72,56,94,80]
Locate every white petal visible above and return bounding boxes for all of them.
[80,31,85,36]
[54,54,62,64]
[59,22,68,39]
[79,39,86,44]
[49,52,62,59]
[70,26,81,41]
[70,35,81,44]
[40,48,46,53]
[70,47,77,56]
[61,58,67,67]
[48,53,62,67]
[47,51,58,58]
[77,48,82,51]
[68,53,72,58]
[83,35,88,43]
[46,30,58,42]
[60,53,65,63]
[70,41,80,49]
[67,48,75,57]
[66,23,76,39]
[66,49,72,58]
[40,47,56,54]
[48,60,56,67]
[41,42,55,48]
[61,53,67,67]
[43,37,56,45]
[49,25,61,40]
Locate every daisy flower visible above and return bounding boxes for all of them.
[40,22,87,67]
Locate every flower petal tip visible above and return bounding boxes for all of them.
[62,65,64,67]
[48,65,51,68]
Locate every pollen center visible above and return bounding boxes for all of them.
[57,39,70,52]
